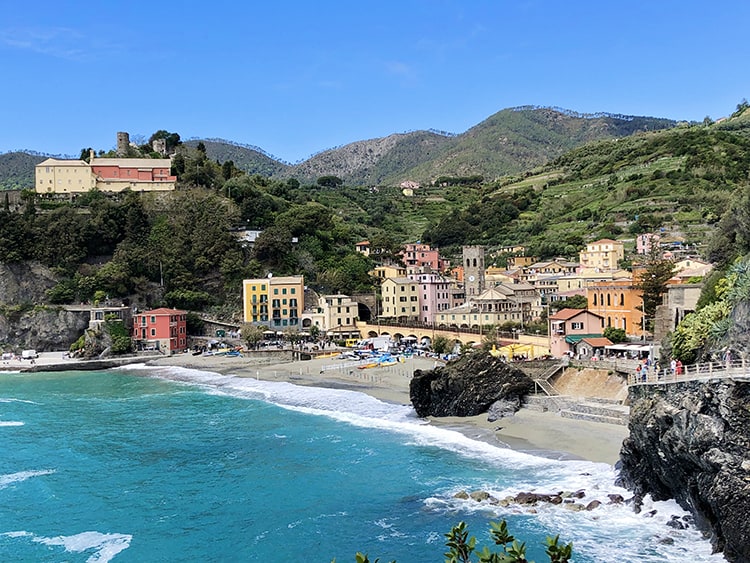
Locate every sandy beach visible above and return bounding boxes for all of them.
[3,350,628,464]
[143,351,628,465]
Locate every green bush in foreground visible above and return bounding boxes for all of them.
[336,520,572,563]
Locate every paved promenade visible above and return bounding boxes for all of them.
[627,359,750,386]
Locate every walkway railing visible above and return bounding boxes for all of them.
[627,359,750,386]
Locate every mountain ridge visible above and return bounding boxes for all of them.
[1,105,680,190]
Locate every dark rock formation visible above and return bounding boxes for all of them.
[0,307,88,351]
[0,261,89,351]
[409,352,534,417]
[0,262,58,305]
[618,379,750,562]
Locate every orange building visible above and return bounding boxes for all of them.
[132,307,187,353]
[586,279,645,337]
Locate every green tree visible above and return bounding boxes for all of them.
[241,323,266,349]
[635,248,676,326]
[317,175,344,188]
[603,326,627,343]
[344,520,572,563]
[552,295,588,311]
[432,335,451,355]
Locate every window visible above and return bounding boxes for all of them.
[150,316,155,323]
[571,322,583,330]
[150,328,156,336]
[274,288,278,295]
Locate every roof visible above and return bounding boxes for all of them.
[142,307,186,315]
[589,238,620,245]
[91,158,172,168]
[549,308,602,321]
[37,158,88,166]
[355,240,370,246]
[383,277,415,285]
[579,337,613,347]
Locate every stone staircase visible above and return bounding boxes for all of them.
[559,398,630,426]
[523,395,630,426]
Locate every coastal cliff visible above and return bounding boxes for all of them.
[618,379,750,562]
[0,261,88,351]
[409,352,534,417]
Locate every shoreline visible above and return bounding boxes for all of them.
[4,350,628,465]
[144,352,628,465]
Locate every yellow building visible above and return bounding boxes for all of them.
[370,264,407,280]
[380,277,419,321]
[35,158,96,194]
[243,276,304,328]
[579,239,624,272]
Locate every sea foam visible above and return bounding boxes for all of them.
[125,364,723,562]
[0,470,55,489]
[3,531,132,563]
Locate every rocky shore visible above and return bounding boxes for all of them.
[619,379,750,562]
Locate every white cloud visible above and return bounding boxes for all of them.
[0,26,114,61]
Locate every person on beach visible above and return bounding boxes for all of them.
[675,359,683,376]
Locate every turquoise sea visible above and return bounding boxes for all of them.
[0,365,722,562]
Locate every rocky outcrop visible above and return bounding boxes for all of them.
[618,379,750,562]
[409,352,534,417]
[0,261,89,351]
[0,307,88,352]
[0,262,59,305]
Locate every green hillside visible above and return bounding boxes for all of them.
[0,152,45,190]
[419,114,750,261]
[394,107,677,185]
[183,139,290,177]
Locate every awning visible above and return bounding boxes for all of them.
[564,334,601,344]
[605,344,652,352]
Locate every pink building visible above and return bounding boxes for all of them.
[92,158,176,183]
[409,272,452,324]
[548,308,604,358]
[401,243,449,273]
[132,307,187,353]
[636,233,660,255]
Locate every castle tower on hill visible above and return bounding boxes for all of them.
[116,132,130,156]
[463,245,485,298]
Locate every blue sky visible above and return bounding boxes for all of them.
[2,1,749,163]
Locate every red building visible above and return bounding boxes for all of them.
[132,308,187,353]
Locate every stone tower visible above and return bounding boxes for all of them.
[116,132,130,157]
[463,245,485,298]
[152,138,167,155]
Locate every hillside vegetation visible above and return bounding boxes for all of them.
[1,106,678,191]
[3,104,750,325]
[0,152,45,190]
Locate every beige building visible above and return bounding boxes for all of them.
[370,264,407,280]
[579,239,624,272]
[243,276,304,329]
[380,277,419,321]
[436,283,539,329]
[35,158,96,194]
[35,155,176,195]
[302,294,359,333]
